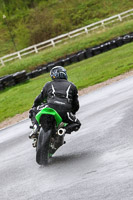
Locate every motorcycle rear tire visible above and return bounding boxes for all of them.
[36,128,51,165]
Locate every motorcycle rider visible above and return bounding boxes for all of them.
[29,66,81,138]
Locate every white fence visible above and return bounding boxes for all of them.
[1,8,133,66]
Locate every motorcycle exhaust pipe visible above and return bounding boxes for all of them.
[57,128,66,136]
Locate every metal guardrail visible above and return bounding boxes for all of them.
[1,8,133,66]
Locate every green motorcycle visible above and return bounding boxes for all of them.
[33,107,67,165]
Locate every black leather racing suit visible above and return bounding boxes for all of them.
[31,79,81,133]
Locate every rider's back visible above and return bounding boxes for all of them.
[41,78,79,114]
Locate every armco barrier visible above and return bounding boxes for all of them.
[0,33,133,91]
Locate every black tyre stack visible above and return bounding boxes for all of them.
[13,70,28,84]
[0,75,15,90]
[1,32,133,91]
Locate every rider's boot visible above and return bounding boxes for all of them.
[58,122,80,134]
[65,123,80,134]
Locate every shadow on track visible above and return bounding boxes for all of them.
[47,149,100,167]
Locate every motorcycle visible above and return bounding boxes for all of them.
[30,107,68,165]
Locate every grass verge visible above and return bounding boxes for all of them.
[0,42,133,122]
[0,19,133,77]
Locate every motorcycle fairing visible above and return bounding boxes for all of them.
[35,107,62,127]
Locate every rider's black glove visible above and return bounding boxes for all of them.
[72,111,76,115]
[29,107,36,119]
[29,109,33,119]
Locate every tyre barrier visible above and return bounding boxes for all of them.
[47,63,55,72]
[68,54,78,63]
[62,57,71,66]
[13,70,28,84]
[84,48,93,58]
[0,32,133,91]
[0,70,28,91]
[92,45,102,55]
[0,83,3,90]
[0,74,15,90]
[77,50,86,61]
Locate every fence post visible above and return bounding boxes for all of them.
[51,39,55,47]
[85,27,88,34]
[68,33,71,39]
[101,21,105,28]
[18,52,21,60]
[118,14,122,21]
[1,59,4,66]
[34,46,38,53]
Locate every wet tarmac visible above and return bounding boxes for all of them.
[1,76,133,200]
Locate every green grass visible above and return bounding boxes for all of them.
[0,19,133,77]
[0,0,133,58]
[0,41,133,122]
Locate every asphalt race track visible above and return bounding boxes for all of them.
[1,76,133,200]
